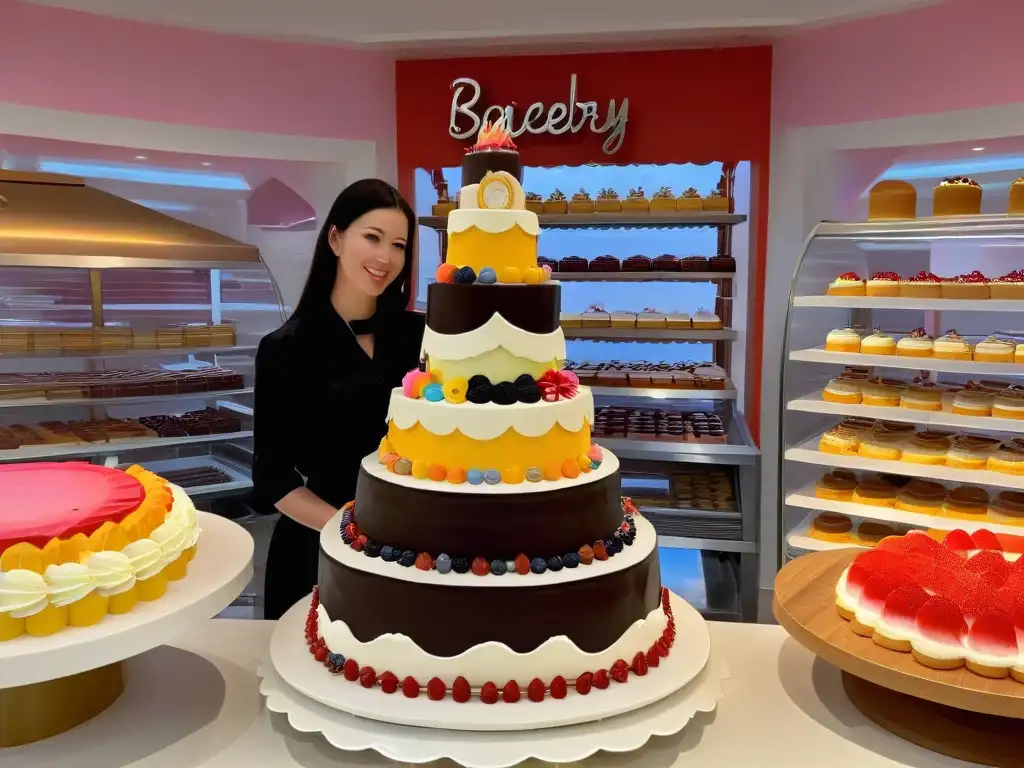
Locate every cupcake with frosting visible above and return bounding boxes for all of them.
[827,271,866,297]
[896,328,934,358]
[933,329,972,361]
[861,328,896,356]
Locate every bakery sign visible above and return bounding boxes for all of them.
[448,75,629,155]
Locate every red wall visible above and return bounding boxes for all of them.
[395,47,772,440]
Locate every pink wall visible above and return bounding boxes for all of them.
[0,0,396,169]
[774,0,1024,127]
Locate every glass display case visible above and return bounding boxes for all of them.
[779,215,1024,565]
[0,170,286,501]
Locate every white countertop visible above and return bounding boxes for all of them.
[4,619,974,767]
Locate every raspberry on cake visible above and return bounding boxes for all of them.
[933,176,982,217]
[900,271,942,298]
[941,271,990,300]
[991,270,1024,300]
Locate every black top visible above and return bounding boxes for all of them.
[253,302,424,619]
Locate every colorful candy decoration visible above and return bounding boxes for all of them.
[340,505,636,576]
[478,267,498,285]
[541,264,553,280]
[522,266,542,285]
[538,369,580,401]
[454,266,477,285]
[435,263,458,284]
[442,377,468,404]
[304,583,673,701]
[500,266,522,284]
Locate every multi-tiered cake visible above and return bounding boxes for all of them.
[310,123,669,704]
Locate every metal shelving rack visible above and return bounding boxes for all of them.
[419,167,760,620]
[779,215,1024,566]
[0,170,287,503]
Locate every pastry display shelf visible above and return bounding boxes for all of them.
[563,327,736,341]
[418,211,747,231]
[590,384,737,401]
[553,271,734,282]
[0,345,258,362]
[0,429,253,463]
[785,486,1024,536]
[121,455,253,499]
[0,387,253,410]
[787,392,1024,433]
[789,347,1024,375]
[793,295,1024,311]
[786,514,869,554]
[601,437,758,466]
[786,434,1024,490]
[660,535,757,554]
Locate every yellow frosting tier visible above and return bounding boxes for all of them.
[447,226,537,275]
[387,421,590,474]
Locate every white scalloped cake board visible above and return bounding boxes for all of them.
[258,640,729,768]
[321,511,655,589]
[359,449,619,496]
[267,591,710,732]
[0,512,254,689]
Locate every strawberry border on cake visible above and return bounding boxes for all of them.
[835,528,1024,682]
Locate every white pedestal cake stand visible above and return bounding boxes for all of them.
[259,591,728,767]
[0,512,254,746]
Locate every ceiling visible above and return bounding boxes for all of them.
[18,0,944,51]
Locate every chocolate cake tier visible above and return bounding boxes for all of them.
[461,149,522,187]
[318,544,661,656]
[427,282,560,335]
[354,464,622,560]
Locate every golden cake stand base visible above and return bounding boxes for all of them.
[0,661,124,747]
[774,549,1024,767]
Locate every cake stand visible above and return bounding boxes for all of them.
[258,591,728,766]
[773,549,1024,767]
[0,512,254,747]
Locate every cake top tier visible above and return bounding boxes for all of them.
[462,120,522,187]
[0,462,146,551]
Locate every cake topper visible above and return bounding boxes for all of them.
[470,120,517,153]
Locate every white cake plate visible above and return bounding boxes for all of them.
[259,592,727,768]
[0,512,254,689]
[266,591,709,731]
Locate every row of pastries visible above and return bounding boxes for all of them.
[825,327,1023,362]
[433,185,733,216]
[869,175,1024,219]
[827,270,1024,299]
[823,371,1024,419]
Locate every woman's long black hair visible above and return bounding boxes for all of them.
[290,178,416,320]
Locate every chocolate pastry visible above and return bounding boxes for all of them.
[653,254,680,271]
[709,255,737,272]
[680,255,709,272]
[558,256,588,273]
[623,255,652,272]
[813,513,852,534]
[589,255,621,272]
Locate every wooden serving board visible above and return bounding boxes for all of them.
[772,549,1024,719]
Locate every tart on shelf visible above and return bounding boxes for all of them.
[677,187,703,211]
[595,188,621,213]
[866,272,901,297]
[827,272,866,296]
[992,270,1024,299]
[621,187,649,213]
[650,186,676,212]
[569,188,595,214]
[542,189,568,215]
[900,271,942,298]
[525,191,544,214]
[942,271,990,300]
[868,179,917,220]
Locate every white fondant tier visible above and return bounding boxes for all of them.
[387,387,593,440]
[318,598,668,688]
[360,450,619,496]
[430,348,559,385]
[448,209,539,236]
[320,507,654,589]
[422,312,565,363]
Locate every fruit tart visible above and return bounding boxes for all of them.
[941,271,990,300]
[866,271,900,297]
[991,269,1024,299]
[900,271,942,298]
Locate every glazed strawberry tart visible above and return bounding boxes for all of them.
[835,528,1024,681]
[0,462,199,641]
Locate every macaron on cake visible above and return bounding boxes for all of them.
[834,528,1024,683]
[827,272,866,296]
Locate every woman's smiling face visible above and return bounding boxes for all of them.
[331,207,408,297]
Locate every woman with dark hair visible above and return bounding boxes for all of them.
[253,178,425,620]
